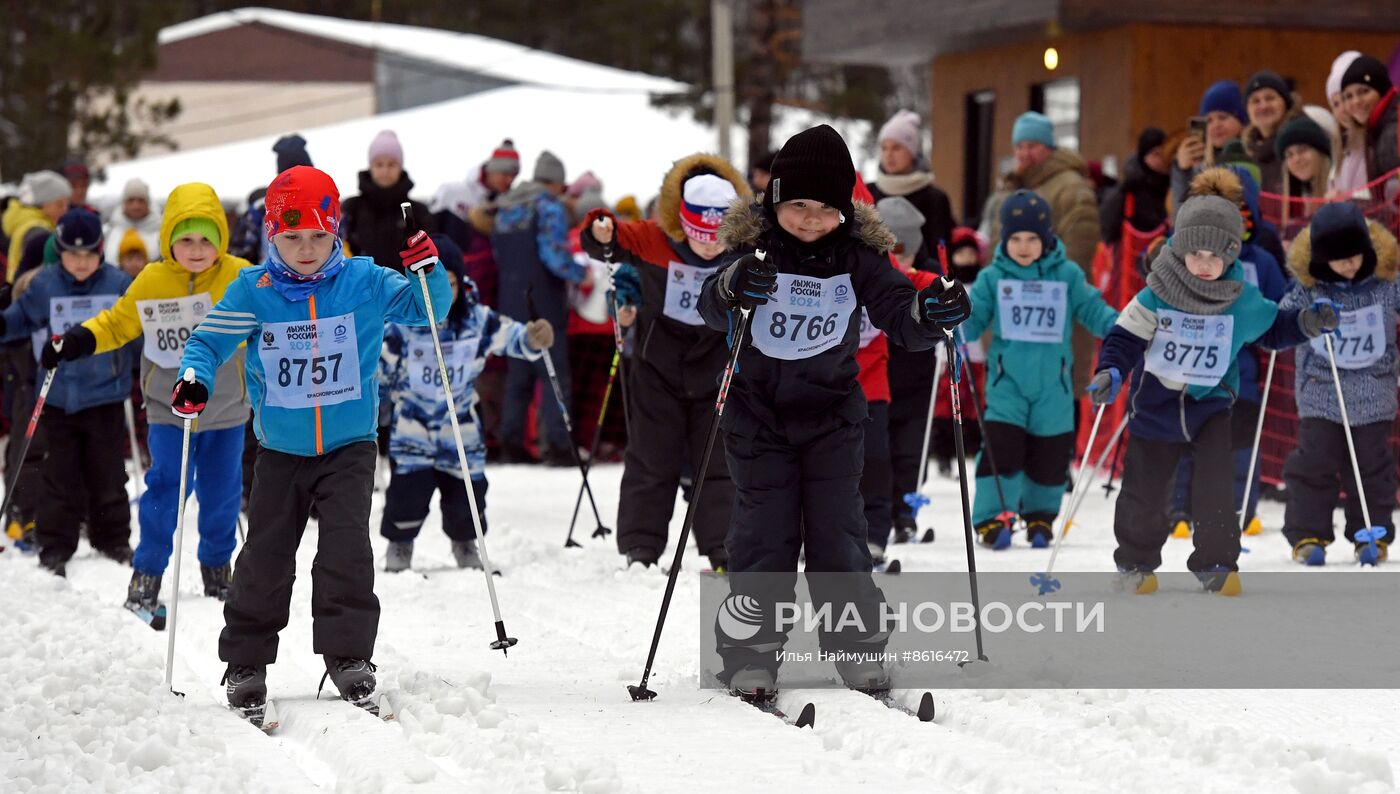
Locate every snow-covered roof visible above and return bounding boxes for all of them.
[159,7,684,95]
[91,85,873,211]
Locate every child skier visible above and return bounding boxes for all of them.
[379,234,554,572]
[47,183,253,623]
[0,208,133,576]
[577,154,750,570]
[697,124,970,697]
[1279,202,1398,565]
[1089,192,1334,594]
[174,165,452,715]
[958,190,1119,549]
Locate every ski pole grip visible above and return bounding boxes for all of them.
[400,201,417,233]
[51,335,63,353]
[182,367,196,384]
[526,286,539,323]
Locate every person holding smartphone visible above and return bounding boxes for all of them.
[1172,81,1248,209]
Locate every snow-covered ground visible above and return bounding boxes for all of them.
[1,459,1396,792]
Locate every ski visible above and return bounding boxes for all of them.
[233,699,280,733]
[730,691,816,728]
[124,601,167,630]
[874,559,902,574]
[859,689,936,722]
[342,692,397,721]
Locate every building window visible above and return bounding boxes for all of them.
[1030,78,1080,150]
[963,89,996,226]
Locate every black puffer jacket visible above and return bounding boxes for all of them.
[340,170,436,273]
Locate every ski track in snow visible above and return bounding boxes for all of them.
[1,459,1397,792]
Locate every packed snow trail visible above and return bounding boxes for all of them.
[1,460,1396,792]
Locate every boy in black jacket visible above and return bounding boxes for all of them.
[698,125,971,697]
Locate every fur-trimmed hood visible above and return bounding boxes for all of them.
[717,199,896,254]
[1287,218,1399,287]
[656,153,751,243]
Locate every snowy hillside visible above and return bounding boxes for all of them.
[1,460,1395,792]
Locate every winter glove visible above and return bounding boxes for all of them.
[399,230,439,275]
[914,277,972,330]
[525,318,555,352]
[1298,300,1341,339]
[170,368,209,419]
[608,263,643,312]
[719,252,778,310]
[40,325,97,371]
[1086,368,1122,406]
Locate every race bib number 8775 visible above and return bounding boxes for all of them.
[1143,309,1233,387]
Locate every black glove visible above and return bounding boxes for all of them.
[914,277,972,330]
[720,252,778,310]
[170,369,209,419]
[40,325,97,371]
[1299,300,1340,339]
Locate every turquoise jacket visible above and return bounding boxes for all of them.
[962,239,1118,398]
[180,256,452,457]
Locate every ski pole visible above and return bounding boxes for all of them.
[1238,350,1275,533]
[522,287,611,544]
[565,258,628,546]
[943,325,988,663]
[1059,412,1129,536]
[956,334,1019,532]
[165,369,199,696]
[1032,401,1109,595]
[0,343,60,524]
[403,203,517,653]
[630,253,763,701]
[1321,332,1385,565]
[123,398,144,501]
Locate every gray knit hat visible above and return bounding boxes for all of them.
[876,196,925,253]
[20,170,72,206]
[1170,195,1243,265]
[534,151,566,185]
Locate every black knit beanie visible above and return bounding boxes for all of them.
[1244,70,1294,109]
[1341,55,1394,97]
[765,124,856,221]
[1309,202,1375,283]
[1136,127,1166,162]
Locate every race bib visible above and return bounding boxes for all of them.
[1144,310,1234,387]
[137,293,213,370]
[996,280,1067,343]
[752,273,857,360]
[406,335,474,402]
[857,307,882,349]
[34,295,117,361]
[1311,304,1385,369]
[1240,260,1258,287]
[257,313,362,409]
[663,261,717,326]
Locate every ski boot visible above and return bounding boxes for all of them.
[891,514,918,545]
[124,571,167,629]
[836,657,891,694]
[975,518,1011,550]
[1170,512,1192,539]
[451,539,483,570]
[385,541,413,573]
[6,517,37,553]
[38,554,67,578]
[1025,517,1054,549]
[1114,566,1158,595]
[95,544,134,565]
[626,546,658,569]
[223,663,272,728]
[201,564,233,600]
[868,542,887,569]
[706,547,728,574]
[936,457,953,478]
[1292,538,1327,567]
[1195,566,1242,596]
[1355,540,1389,566]
[321,656,379,714]
[1243,516,1263,536]
[728,665,778,702]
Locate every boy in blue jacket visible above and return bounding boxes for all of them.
[174,166,452,714]
[379,235,553,572]
[1279,203,1399,565]
[959,189,1118,549]
[0,208,133,576]
[1088,192,1335,595]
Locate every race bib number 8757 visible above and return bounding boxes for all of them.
[258,313,362,409]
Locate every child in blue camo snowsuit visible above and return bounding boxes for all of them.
[958,190,1118,549]
[379,234,553,572]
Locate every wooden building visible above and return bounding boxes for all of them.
[803,0,1400,223]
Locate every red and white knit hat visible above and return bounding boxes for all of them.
[678,174,736,244]
[263,165,341,239]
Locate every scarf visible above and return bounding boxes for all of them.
[874,169,933,197]
[265,237,348,302]
[1146,247,1243,315]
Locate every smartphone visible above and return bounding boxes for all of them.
[1188,116,1208,139]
